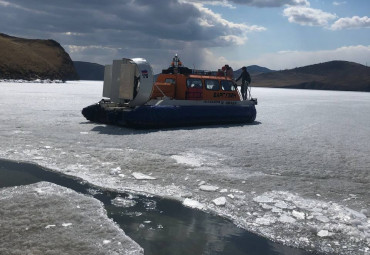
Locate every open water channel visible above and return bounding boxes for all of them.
[0,158,317,255]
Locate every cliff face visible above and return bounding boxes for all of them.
[0,33,78,80]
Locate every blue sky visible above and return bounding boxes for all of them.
[0,0,369,72]
[210,0,370,70]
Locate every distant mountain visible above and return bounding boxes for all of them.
[73,61,104,81]
[251,61,370,92]
[234,65,274,78]
[0,33,78,80]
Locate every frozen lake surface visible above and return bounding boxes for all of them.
[0,81,369,254]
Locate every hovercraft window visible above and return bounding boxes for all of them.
[221,80,236,91]
[205,79,220,91]
[186,78,203,89]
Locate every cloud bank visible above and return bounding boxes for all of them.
[0,0,268,71]
[331,16,370,30]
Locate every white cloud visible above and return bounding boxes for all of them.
[246,25,267,32]
[332,1,346,6]
[192,3,248,30]
[283,6,337,26]
[190,2,266,44]
[331,16,370,30]
[219,35,247,45]
[247,45,370,70]
[191,2,266,32]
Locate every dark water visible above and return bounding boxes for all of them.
[0,159,318,255]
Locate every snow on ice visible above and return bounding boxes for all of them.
[1,81,370,254]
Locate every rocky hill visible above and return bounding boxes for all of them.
[73,61,104,81]
[0,33,78,80]
[251,61,370,92]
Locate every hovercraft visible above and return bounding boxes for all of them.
[82,55,257,128]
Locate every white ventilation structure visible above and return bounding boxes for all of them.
[103,58,154,107]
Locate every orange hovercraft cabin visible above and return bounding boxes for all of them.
[82,55,257,128]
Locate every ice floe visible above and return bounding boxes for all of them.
[111,197,137,208]
[279,214,296,224]
[142,199,157,211]
[183,198,205,210]
[132,172,156,180]
[251,191,370,254]
[199,185,219,192]
[317,230,333,237]
[110,166,122,175]
[292,210,305,220]
[0,182,143,254]
[212,197,227,206]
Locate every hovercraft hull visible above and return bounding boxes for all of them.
[82,102,256,129]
